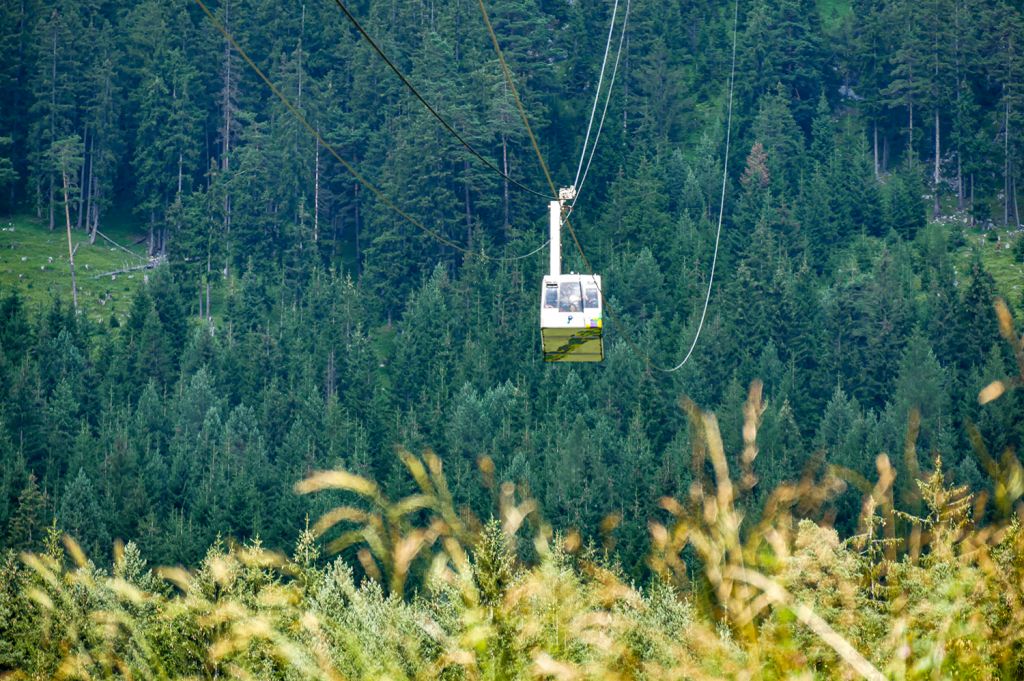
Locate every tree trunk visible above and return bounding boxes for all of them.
[221,0,234,270]
[297,4,304,107]
[325,350,336,399]
[221,1,233,173]
[464,159,472,249]
[85,133,96,243]
[908,101,914,168]
[970,172,975,226]
[205,249,211,321]
[313,132,319,243]
[87,171,97,244]
[76,128,87,230]
[873,122,879,179]
[354,183,361,276]
[933,109,941,217]
[62,170,78,312]
[623,31,629,133]
[502,133,509,238]
[1005,99,1011,227]
[48,21,56,232]
[48,179,54,231]
[1014,174,1021,229]
[957,153,963,211]
[89,166,99,238]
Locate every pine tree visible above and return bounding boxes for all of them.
[43,378,78,487]
[799,162,839,270]
[738,0,827,128]
[883,164,926,239]
[57,468,110,559]
[48,134,83,310]
[133,46,201,255]
[28,4,79,231]
[473,518,517,607]
[890,328,953,459]
[0,137,18,205]
[985,3,1024,227]
[952,258,999,372]
[830,119,883,240]
[752,83,805,197]
[918,0,958,216]
[809,93,835,165]
[79,22,122,243]
[8,472,47,550]
[0,292,32,367]
[849,0,894,177]
[883,0,930,167]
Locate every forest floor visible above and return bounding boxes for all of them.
[0,213,150,323]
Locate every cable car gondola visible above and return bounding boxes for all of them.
[540,188,604,362]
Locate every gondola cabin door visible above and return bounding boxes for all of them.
[540,188,605,362]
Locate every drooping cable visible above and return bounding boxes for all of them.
[193,0,547,263]
[569,0,629,215]
[572,0,619,190]
[327,0,552,199]
[503,238,551,261]
[476,0,558,195]
[658,0,738,373]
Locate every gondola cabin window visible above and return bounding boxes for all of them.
[559,281,583,312]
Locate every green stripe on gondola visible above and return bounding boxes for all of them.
[541,328,604,362]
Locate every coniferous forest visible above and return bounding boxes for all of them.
[3,0,1024,677]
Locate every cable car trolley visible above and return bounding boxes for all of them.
[540,187,604,362]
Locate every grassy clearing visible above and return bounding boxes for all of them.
[951,222,1024,310]
[0,213,150,323]
[817,0,853,32]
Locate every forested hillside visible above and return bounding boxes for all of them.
[1,0,1024,621]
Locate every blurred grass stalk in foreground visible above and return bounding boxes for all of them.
[8,299,1024,680]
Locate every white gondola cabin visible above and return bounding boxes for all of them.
[540,273,604,361]
[540,187,604,362]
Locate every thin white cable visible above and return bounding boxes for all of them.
[503,238,550,260]
[573,0,619,189]
[660,0,739,373]
[569,0,629,215]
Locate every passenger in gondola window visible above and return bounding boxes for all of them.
[584,287,598,309]
[559,283,581,312]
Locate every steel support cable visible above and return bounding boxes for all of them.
[568,0,629,218]
[193,0,547,264]
[477,0,559,196]
[572,0,619,190]
[328,0,553,199]
[481,0,739,373]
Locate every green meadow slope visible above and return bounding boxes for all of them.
[0,215,149,322]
